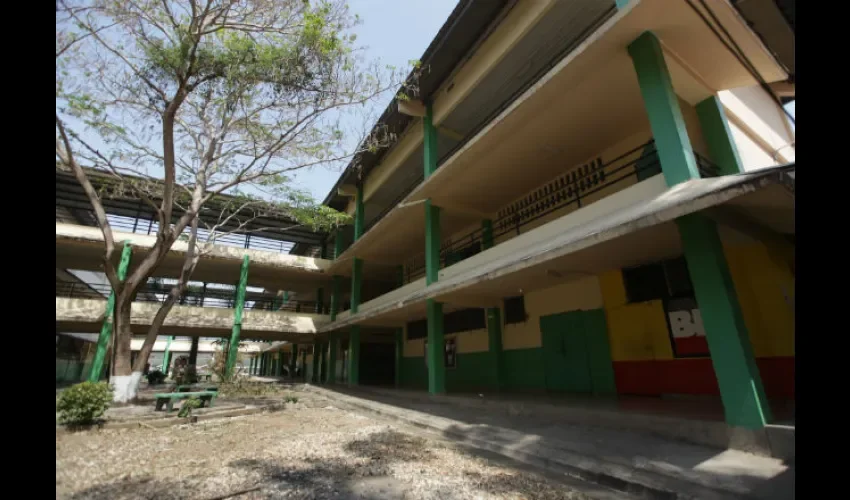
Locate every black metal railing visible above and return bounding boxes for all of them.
[694,152,721,178]
[56,281,326,313]
[401,139,666,284]
[102,216,326,255]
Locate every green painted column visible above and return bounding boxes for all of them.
[249,356,255,376]
[423,103,438,178]
[630,31,770,428]
[315,288,324,314]
[395,328,404,388]
[426,300,445,394]
[300,347,307,381]
[628,31,700,186]
[482,219,503,390]
[226,255,250,377]
[696,95,744,176]
[354,183,365,240]
[423,103,445,395]
[88,241,133,382]
[328,334,338,384]
[258,354,264,376]
[330,276,342,321]
[276,352,283,377]
[290,344,298,378]
[348,327,360,386]
[677,214,771,428]
[425,200,441,286]
[319,342,327,384]
[312,342,320,383]
[162,336,174,376]
[615,0,631,9]
[351,259,363,313]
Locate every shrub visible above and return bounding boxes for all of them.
[178,397,202,418]
[146,370,166,385]
[56,381,112,425]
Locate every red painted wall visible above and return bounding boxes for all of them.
[613,357,794,399]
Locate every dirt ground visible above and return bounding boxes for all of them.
[56,396,597,499]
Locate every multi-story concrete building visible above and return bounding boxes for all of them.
[276,0,795,433]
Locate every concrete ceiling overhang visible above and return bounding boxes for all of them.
[325,0,788,273]
[56,223,336,293]
[321,164,794,331]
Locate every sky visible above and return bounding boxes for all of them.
[288,0,460,202]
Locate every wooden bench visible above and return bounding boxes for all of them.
[154,391,217,412]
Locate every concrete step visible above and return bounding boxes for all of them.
[306,386,793,500]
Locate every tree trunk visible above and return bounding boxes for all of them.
[110,296,141,402]
[132,298,178,373]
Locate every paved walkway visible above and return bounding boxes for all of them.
[308,386,794,500]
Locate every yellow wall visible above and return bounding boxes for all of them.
[599,270,674,362]
[502,276,603,350]
[403,325,489,357]
[723,240,795,358]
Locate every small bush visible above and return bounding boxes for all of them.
[146,370,166,385]
[56,381,112,425]
[284,396,299,404]
[178,397,202,418]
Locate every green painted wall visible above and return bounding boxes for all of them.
[501,348,546,391]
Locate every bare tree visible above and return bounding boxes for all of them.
[56,0,411,401]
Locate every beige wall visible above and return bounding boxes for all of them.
[719,84,795,168]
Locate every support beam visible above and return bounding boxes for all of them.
[628,31,699,186]
[351,258,363,313]
[328,333,338,384]
[348,326,360,386]
[290,344,299,379]
[330,276,342,321]
[162,336,174,376]
[312,342,320,383]
[426,299,446,394]
[423,103,439,178]
[354,183,365,240]
[225,255,250,378]
[319,341,327,384]
[300,347,307,381]
[678,214,772,428]
[249,356,256,376]
[315,288,324,314]
[395,328,404,388]
[425,200,441,286]
[696,95,744,176]
[88,241,132,382]
[276,352,283,377]
[482,219,503,390]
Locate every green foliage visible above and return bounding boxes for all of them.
[177,397,202,418]
[284,395,299,404]
[56,382,112,425]
[146,370,166,385]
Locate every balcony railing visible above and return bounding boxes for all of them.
[56,281,325,313]
[402,139,668,283]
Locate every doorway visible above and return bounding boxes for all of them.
[539,309,616,395]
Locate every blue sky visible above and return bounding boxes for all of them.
[289,0,459,202]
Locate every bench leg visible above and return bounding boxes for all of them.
[155,399,164,411]
[166,399,175,412]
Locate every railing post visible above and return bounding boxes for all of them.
[88,241,133,383]
[225,255,250,378]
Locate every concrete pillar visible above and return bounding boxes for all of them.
[276,351,283,377]
[162,336,174,376]
[482,219,503,390]
[312,342,320,383]
[249,356,256,376]
[426,300,445,394]
[188,336,199,366]
[290,344,299,378]
[330,234,345,321]
[630,32,770,428]
[395,328,404,388]
[225,255,250,377]
[696,95,744,176]
[318,342,327,384]
[628,31,699,186]
[300,347,307,381]
[88,241,132,382]
[328,334,338,384]
[677,214,771,428]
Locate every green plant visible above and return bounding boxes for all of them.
[178,397,202,418]
[56,381,112,425]
[146,370,166,385]
[284,396,299,404]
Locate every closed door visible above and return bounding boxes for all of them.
[540,309,616,395]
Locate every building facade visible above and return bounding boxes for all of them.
[286,0,795,431]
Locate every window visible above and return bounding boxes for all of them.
[406,319,427,340]
[504,295,526,324]
[444,308,486,334]
[623,257,694,303]
[623,263,667,302]
[424,337,457,369]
